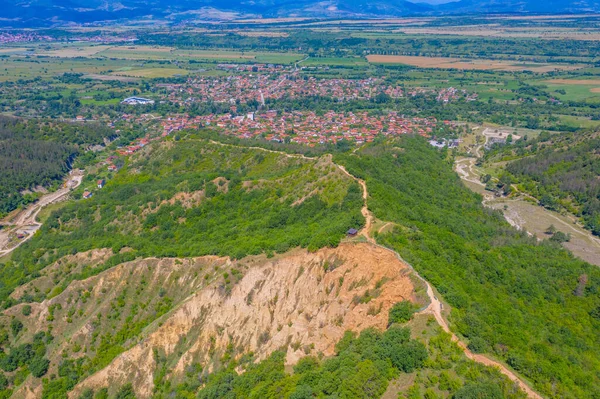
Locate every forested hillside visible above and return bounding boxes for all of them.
[495,132,600,235]
[337,136,600,399]
[3,137,363,305]
[2,132,597,398]
[0,116,113,216]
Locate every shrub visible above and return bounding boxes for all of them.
[467,336,488,354]
[114,383,136,399]
[21,305,31,316]
[29,357,50,378]
[10,319,23,337]
[78,389,94,399]
[388,301,416,326]
[0,373,7,390]
[454,382,503,399]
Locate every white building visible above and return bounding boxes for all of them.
[121,97,155,105]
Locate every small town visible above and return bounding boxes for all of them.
[107,72,469,152]
[114,110,454,157]
[156,111,449,145]
[159,73,478,105]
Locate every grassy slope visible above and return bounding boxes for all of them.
[3,139,363,305]
[336,136,600,399]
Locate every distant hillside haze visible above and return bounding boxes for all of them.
[437,0,600,13]
[2,0,600,26]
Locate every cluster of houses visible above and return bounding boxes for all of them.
[0,32,52,44]
[428,138,461,149]
[115,137,154,155]
[83,179,106,199]
[159,74,472,107]
[437,87,478,103]
[152,110,450,145]
[71,35,136,43]
[216,63,289,73]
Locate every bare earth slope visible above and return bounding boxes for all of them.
[6,242,414,398]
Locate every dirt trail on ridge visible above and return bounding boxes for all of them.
[337,151,542,399]
[419,284,543,399]
[186,141,543,398]
[335,164,374,243]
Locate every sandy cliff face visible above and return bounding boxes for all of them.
[69,242,414,397]
[3,242,415,399]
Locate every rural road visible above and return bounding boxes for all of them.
[457,140,600,263]
[0,171,83,257]
[339,152,542,399]
[354,173,544,399]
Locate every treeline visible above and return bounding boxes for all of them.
[336,136,600,398]
[0,116,113,146]
[0,116,113,216]
[188,129,353,158]
[0,139,74,215]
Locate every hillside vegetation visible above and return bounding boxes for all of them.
[336,136,600,399]
[2,138,363,306]
[1,133,598,398]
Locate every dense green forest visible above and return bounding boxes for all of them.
[0,116,114,216]
[0,139,73,215]
[493,132,600,235]
[2,138,363,306]
[0,116,113,146]
[336,136,600,399]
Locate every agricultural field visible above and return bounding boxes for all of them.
[31,43,305,64]
[111,67,188,78]
[366,55,585,72]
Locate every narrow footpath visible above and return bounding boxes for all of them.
[351,169,543,399]
[210,140,543,399]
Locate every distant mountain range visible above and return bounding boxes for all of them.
[1,0,600,27]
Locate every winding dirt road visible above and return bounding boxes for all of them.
[456,142,600,264]
[419,284,543,399]
[337,152,541,398]
[0,171,83,257]
[212,141,542,398]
